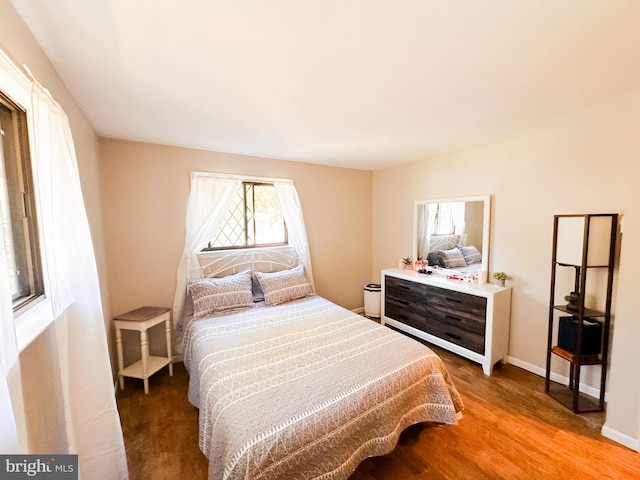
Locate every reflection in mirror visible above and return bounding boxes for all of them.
[413,195,491,275]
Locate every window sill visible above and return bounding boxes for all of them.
[15,297,54,352]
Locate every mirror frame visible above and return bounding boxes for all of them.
[412,194,491,274]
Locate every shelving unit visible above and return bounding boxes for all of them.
[544,214,617,413]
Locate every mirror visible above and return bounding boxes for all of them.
[413,195,491,275]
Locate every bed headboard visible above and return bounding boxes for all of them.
[190,246,300,279]
[427,234,467,253]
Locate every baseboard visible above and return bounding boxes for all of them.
[352,307,365,315]
[602,424,640,452]
[506,355,606,402]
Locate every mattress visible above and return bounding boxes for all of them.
[183,295,463,480]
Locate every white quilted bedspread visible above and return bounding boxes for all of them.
[183,295,463,480]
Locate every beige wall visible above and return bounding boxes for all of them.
[373,89,640,448]
[99,139,372,360]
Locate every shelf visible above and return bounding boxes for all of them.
[545,213,617,415]
[554,262,610,269]
[120,355,171,379]
[551,346,601,365]
[546,380,604,413]
[552,305,607,317]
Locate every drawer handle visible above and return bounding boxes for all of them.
[445,332,462,340]
[445,314,461,322]
[397,284,410,290]
[445,297,461,303]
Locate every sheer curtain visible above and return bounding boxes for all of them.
[273,180,314,287]
[426,203,438,253]
[172,173,314,350]
[29,82,128,479]
[417,205,430,260]
[450,201,466,235]
[172,172,241,348]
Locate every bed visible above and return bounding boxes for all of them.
[181,249,464,480]
[425,234,483,273]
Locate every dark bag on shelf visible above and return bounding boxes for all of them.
[558,316,602,355]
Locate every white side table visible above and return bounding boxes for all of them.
[114,306,173,394]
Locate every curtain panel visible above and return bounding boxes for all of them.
[28,82,128,479]
[0,46,128,478]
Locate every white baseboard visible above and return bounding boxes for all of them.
[601,424,640,452]
[506,356,640,450]
[352,307,365,315]
[506,356,606,404]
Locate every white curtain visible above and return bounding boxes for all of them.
[425,203,438,253]
[417,205,430,260]
[172,172,241,347]
[29,82,128,479]
[450,201,466,235]
[273,180,314,288]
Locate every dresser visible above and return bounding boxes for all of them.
[381,268,511,375]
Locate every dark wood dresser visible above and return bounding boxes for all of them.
[382,269,511,375]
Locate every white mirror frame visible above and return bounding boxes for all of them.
[412,194,491,274]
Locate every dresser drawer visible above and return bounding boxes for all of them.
[423,317,485,354]
[384,276,427,330]
[426,285,487,325]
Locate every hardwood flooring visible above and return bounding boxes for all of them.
[116,345,640,479]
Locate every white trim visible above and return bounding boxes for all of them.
[601,425,640,452]
[506,355,607,404]
[191,171,293,185]
[0,49,31,108]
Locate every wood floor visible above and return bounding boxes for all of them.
[116,345,640,479]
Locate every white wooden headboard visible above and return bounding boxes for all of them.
[191,246,300,279]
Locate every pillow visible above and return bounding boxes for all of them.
[188,268,253,319]
[427,251,444,267]
[255,265,314,306]
[458,245,482,265]
[251,273,265,302]
[437,248,467,268]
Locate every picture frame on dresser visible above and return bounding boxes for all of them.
[381,268,512,375]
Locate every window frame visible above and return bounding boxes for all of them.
[202,181,288,252]
[0,90,44,314]
[0,48,54,352]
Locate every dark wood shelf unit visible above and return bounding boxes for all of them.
[544,213,617,414]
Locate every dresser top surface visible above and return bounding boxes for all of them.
[382,268,510,298]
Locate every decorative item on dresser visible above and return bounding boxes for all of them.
[544,213,617,413]
[381,268,512,375]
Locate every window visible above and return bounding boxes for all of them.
[430,201,465,235]
[0,92,43,312]
[205,182,287,250]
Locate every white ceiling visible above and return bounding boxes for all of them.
[10,0,640,170]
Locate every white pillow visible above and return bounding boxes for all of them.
[255,265,314,306]
[437,248,467,268]
[458,245,482,265]
[188,268,253,319]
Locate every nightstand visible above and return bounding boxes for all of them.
[114,306,173,394]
